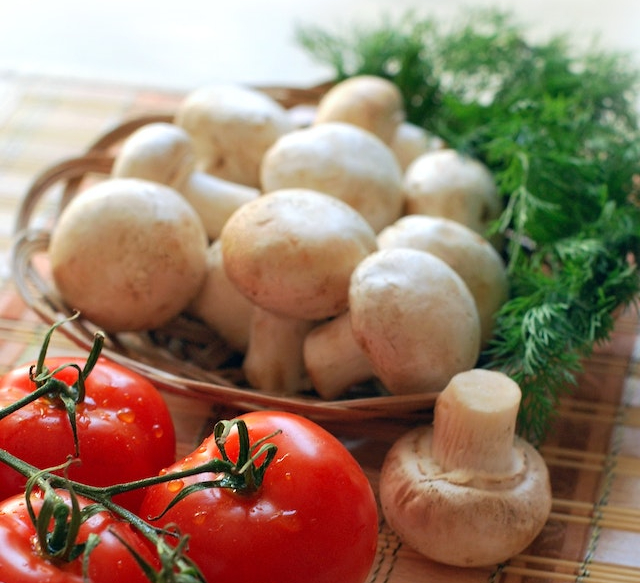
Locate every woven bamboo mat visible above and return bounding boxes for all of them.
[1,71,639,582]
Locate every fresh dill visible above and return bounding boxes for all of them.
[296,9,640,443]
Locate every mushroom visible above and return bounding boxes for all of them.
[303,311,374,400]
[111,122,259,240]
[313,75,405,144]
[389,121,446,171]
[379,368,552,567]
[377,215,509,347]
[403,148,503,240]
[304,247,481,398]
[220,188,377,394]
[187,239,254,352]
[49,178,208,332]
[175,84,294,188]
[287,103,318,129]
[260,121,404,232]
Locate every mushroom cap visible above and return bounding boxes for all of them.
[260,121,404,232]
[175,84,294,187]
[377,215,509,346]
[379,425,552,567]
[313,75,405,143]
[111,122,196,189]
[404,148,502,236]
[349,248,481,394]
[390,122,445,171]
[220,188,377,321]
[49,178,208,332]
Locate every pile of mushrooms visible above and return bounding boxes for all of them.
[48,74,511,402]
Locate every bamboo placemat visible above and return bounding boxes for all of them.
[0,71,639,582]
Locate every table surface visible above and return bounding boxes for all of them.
[1,70,639,583]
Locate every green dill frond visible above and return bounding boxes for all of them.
[296,8,640,444]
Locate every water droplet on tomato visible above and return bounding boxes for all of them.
[116,408,135,423]
[167,479,184,493]
[193,511,208,525]
[152,424,164,438]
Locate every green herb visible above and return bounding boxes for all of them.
[296,9,640,444]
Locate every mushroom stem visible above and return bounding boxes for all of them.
[243,306,315,395]
[181,172,259,240]
[303,312,374,400]
[431,369,521,475]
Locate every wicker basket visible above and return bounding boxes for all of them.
[10,84,438,424]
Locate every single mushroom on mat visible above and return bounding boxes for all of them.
[220,188,377,395]
[304,247,481,399]
[379,368,552,568]
[112,121,259,240]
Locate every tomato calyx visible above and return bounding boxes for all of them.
[25,465,102,570]
[0,314,105,458]
[147,419,281,520]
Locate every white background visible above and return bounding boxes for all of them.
[1,0,638,90]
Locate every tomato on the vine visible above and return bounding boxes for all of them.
[0,489,158,583]
[0,356,176,512]
[140,411,379,583]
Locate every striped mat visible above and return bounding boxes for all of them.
[1,71,639,582]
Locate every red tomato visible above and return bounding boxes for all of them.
[0,489,158,583]
[140,411,379,583]
[0,357,176,512]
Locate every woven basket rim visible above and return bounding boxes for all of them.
[10,84,438,423]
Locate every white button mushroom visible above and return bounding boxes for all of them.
[379,368,552,567]
[377,214,509,347]
[349,248,481,395]
[260,121,404,233]
[111,122,259,240]
[303,311,374,400]
[389,121,446,171]
[49,178,209,332]
[404,148,503,239]
[313,75,405,144]
[219,188,378,394]
[304,247,481,399]
[187,239,254,353]
[175,84,294,188]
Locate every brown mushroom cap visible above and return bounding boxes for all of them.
[220,188,378,321]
